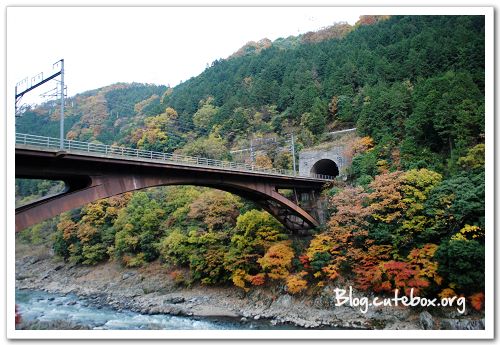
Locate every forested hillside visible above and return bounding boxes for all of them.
[16,15,485,311]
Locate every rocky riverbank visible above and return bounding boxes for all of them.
[15,242,484,330]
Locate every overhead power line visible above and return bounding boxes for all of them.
[15,59,65,149]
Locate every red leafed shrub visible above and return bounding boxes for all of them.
[247,273,266,286]
[354,243,442,296]
[321,264,339,280]
[381,260,430,296]
[169,270,186,285]
[298,254,311,269]
[356,260,430,296]
[469,292,485,311]
[352,245,392,291]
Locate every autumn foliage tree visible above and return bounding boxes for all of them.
[224,210,288,290]
[258,241,294,280]
[188,190,242,231]
[53,194,132,265]
[304,168,453,297]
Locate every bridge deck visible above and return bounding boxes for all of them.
[15,133,334,183]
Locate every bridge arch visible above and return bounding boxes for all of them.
[15,176,319,235]
[310,159,339,178]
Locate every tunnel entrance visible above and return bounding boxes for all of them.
[310,159,339,178]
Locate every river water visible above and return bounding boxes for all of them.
[15,289,301,330]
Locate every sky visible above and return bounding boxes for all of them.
[7,7,364,106]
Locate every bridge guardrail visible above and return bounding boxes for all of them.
[15,133,335,181]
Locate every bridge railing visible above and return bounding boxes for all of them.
[15,133,335,181]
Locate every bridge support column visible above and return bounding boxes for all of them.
[297,191,328,227]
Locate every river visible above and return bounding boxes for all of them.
[15,288,305,330]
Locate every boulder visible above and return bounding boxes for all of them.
[121,272,135,280]
[419,311,434,330]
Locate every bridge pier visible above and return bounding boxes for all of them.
[296,191,328,226]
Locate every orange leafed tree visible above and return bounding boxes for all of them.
[58,213,78,241]
[286,271,308,294]
[368,171,405,223]
[254,154,273,169]
[258,241,295,280]
[188,190,242,230]
[247,273,266,286]
[342,136,375,165]
[306,185,372,282]
[355,15,391,27]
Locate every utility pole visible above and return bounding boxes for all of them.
[291,133,297,175]
[15,59,66,147]
[250,138,254,163]
[59,59,65,149]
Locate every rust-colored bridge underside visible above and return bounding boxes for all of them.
[16,147,327,234]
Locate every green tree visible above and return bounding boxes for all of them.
[193,97,219,129]
[357,81,413,142]
[177,134,229,160]
[224,210,287,288]
[301,98,327,135]
[435,239,485,294]
[406,71,483,159]
[113,192,166,266]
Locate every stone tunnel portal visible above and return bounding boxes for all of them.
[310,159,339,178]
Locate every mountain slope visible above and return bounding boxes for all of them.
[15,15,486,307]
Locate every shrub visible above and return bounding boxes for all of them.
[81,243,107,265]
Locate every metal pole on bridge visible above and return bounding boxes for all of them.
[250,138,254,164]
[59,59,65,150]
[14,59,66,139]
[291,133,297,176]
